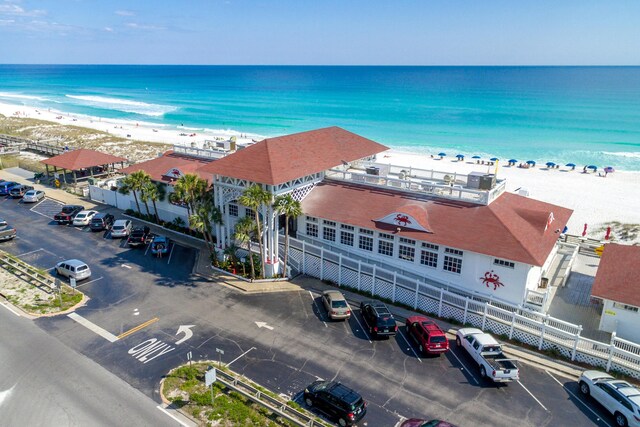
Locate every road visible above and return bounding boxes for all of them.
[0,303,181,426]
[0,194,620,427]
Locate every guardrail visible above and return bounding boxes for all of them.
[0,250,55,293]
[215,369,331,427]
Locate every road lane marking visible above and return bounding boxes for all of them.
[0,301,21,316]
[17,248,44,257]
[156,404,191,427]
[309,291,327,327]
[74,276,104,288]
[546,371,613,427]
[227,347,256,367]
[68,312,118,342]
[352,310,372,343]
[121,264,132,269]
[517,380,548,411]
[448,347,479,385]
[117,317,160,340]
[144,243,151,256]
[167,243,175,264]
[397,329,422,363]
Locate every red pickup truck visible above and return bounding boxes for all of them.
[405,315,450,356]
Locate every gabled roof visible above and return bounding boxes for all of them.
[591,244,640,307]
[301,181,573,266]
[120,151,213,184]
[197,127,388,185]
[41,148,127,170]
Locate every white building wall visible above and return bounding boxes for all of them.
[599,299,640,343]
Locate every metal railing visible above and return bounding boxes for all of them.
[0,250,55,292]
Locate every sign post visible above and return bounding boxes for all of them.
[205,366,217,403]
[186,351,192,367]
[70,278,77,294]
[55,278,63,308]
[215,348,224,368]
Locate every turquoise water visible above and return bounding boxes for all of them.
[1,65,639,170]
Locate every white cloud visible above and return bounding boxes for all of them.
[126,22,165,31]
[0,3,45,17]
[115,10,134,17]
[104,26,113,32]
[0,18,15,25]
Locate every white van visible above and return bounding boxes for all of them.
[55,259,92,281]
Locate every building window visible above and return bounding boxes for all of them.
[445,247,463,256]
[420,250,438,268]
[399,237,415,245]
[228,203,238,217]
[323,220,336,226]
[422,242,439,251]
[379,232,394,240]
[245,208,254,217]
[378,240,394,257]
[613,302,639,312]
[398,244,415,262]
[323,227,336,242]
[360,228,374,235]
[306,216,317,222]
[359,235,373,252]
[443,255,463,274]
[341,224,354,231]
[494,258,515,269]
[307,223,318,237]
[341,231,354,246]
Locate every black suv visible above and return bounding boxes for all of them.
[90,212,115,231]
[127,226,151,247]
[304,380,367,426]
[359,301,398,339]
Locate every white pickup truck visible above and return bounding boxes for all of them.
[456,328,519,383]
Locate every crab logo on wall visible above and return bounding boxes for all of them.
[394,214,412,227]
[480,270,504,291]
[166,168,183,178]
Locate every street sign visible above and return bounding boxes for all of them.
[70,278,77,289]
[205,368,217,387]
[595,245,605,257]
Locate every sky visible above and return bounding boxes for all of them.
[1,0,639,65]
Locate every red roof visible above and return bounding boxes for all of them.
[198,127,388,185]
[301,181,573,266]
[591,244,640,306]
[41,149,127,170]
[120,151,213,184]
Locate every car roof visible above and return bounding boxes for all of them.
[61,259,88,267]
[328,382,362,404]
[93,212,110,218]
[153,235,167,241]
[474,334,499,346]
[77,210,94,215]
[113,219,130,225]
[324,290,346,300]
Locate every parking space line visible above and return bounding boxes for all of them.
[227,347,256,367]
[117,317,160,340]
[448,348,479,385]
[308,291,327,327]
[1,301,21,317]
[17,248,44,257]
[351,311,372,343]
[397,329,422,363]
[167,243,175,264]
[68,312,118,342]
[144,243,151,256]
[74,276,104,288]
[546,371,612,427]
[517,380,548,411]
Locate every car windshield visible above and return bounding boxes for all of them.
[379,316,396,327]
[332,300,348,308]
[76,214,86,218]
[430,336,447,343]
[25,191,35,195]
[113,226,123,230]
[77,265,88,271]
[62,207,75,213]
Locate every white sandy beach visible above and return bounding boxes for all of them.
[2,102,639,242]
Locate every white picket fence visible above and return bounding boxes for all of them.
[285,237,640,379]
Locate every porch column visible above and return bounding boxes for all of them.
[62,169,67,184]
[73,170,77,185]
[45,164,50,181]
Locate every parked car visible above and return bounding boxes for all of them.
[0,181,19,196]
[54,205,85,224]
[406,315,449,356]
[55,259,92,281]
[321,290,351,320]
[72,210,98,226]
[127,226,152,247]
[360,301,398,339]
[89,213,115,231]
[22,189,46,203]
[400,420,458,427]
[456,328,519,382]
[150,235,170,255]
[304,380,367,427]
[9,184,34,198]
[579,370,640,427]
[0,219,17,241]
[110,219,132,238]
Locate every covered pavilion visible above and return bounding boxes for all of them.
[40,148,128,186]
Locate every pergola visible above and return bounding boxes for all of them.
[40,148,128,186]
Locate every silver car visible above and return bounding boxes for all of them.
[321,290,351,321]
[55,259,92,281]
[111,219,132,238]
[22,189,45,203]
[579,370,640,427]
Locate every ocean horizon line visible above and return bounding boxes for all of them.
[2,64,640,68]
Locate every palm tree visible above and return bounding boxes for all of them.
[274,194,302,278]
[143,182,166,223]
[234,216,257,280]
[118,170,150,215]
[174,173,207,217]
[238,184,271,278]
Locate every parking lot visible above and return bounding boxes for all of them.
[0,193,622,427]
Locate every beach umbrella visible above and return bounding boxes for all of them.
[565,163,576,170]
[508,159,518,164]
[490,157,499,162]
[526,160,536,165]
[604,166,615,173]
[456,154,464,158]
[471,155,481,159]
[587,165,598,171]
[545,161,556,167]
[438,152,447,157]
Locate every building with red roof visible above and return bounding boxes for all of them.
[592,244,640,342]
[41,148,127,185]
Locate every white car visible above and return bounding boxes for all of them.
[579,370,640,427]
[22,189,46,203]
[111,219,132,238]
[55,259,92,281]
[72,210,98,226]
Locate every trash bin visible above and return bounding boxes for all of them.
[88,177,95,185]
[82,187,90,197]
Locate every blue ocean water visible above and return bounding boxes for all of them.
[1,65,639,170]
